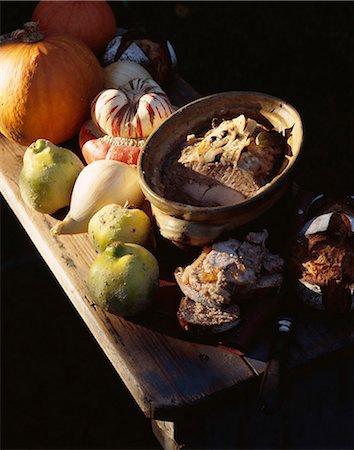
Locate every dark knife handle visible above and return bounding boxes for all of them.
[258,318,293,414]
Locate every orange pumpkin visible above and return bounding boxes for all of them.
[32,0,117,56]
[0,22,104,146]
[79,119,144,166]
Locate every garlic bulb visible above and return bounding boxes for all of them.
[91,78,174,139]
[103,60,151,89]
[51,159,144,235]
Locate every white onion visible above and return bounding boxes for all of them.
[51,160,144,235]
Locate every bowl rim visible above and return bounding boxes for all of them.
[138,90,304,215]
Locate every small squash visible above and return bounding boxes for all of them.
[0,22,104,146]
[79,119,144,166]
[91,78,174,139]
[32,0,116,56]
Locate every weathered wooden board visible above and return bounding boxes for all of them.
[1,73,353,424]
[0,74,255,420]
[153,350,354,449]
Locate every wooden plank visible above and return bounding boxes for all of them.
[154,351,354,449]
[0,75,255,420]
[243,291,354,376]
[165,73,201,107]
[2,72,353,426]
[151,420,180,450]
[240,188,354,375]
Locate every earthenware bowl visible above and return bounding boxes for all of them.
[138,91,304,246]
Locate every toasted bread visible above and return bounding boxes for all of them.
[177,296,240,335]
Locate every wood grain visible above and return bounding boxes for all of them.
[1,74,353,422]
[0,75,255,420]
[153,353,354,449]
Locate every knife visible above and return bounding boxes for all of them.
[258,314,294,414]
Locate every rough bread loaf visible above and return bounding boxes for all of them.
[290,210,354,314]
[175,230,284,310]
[177,296,241,335]
[175,267,221,309]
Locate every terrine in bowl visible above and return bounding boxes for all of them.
[138,91,304,246]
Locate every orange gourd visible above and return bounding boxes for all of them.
[79,119,144,166]
[0,22,104,146]
[32,0,117,56]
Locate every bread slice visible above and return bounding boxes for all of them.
[177,296,241,335]
[175,266,225,309]
[175,232,284,335]
[174,232,284,310]
[175,265,282,309]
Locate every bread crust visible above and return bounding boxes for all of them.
[177,296,241,335]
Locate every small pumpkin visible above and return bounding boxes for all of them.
[0,22,104,146]
[79,119,144,166]
[32,0,116,56]
[91,78,174,139]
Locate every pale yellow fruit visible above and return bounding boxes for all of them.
[88,204,151,253]
[19,139,84,214]
[88,242,159,316]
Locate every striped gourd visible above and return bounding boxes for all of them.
[91,78,174,139]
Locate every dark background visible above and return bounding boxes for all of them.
[1,1,354,449]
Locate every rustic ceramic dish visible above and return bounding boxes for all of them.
[138,91,304,246]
